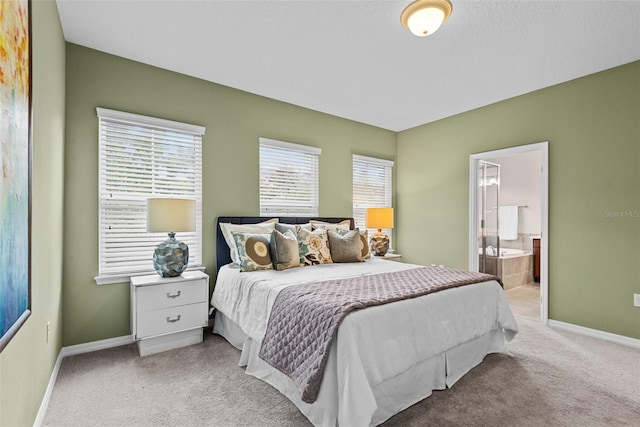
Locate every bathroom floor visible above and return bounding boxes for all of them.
[505,283,540,320]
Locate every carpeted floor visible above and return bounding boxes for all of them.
[43,317,640,427]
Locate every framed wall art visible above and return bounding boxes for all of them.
[1,0,32,352]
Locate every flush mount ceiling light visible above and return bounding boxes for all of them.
[400,0,453,37]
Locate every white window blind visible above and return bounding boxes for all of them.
[259,138,321,216]
[96,108,204,284]
[353,154,394,237]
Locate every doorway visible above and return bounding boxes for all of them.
[469,142,548,324]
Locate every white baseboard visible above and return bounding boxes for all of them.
[548,320,640,349]
[60,334,133,357]
[32,350,64,427]
[33,335,133,427]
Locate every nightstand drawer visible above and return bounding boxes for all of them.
[130,271,209,356]
[137,279,207,312]
[136,302,208,338]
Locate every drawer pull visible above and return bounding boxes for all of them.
[166,291,181,299]
[166,315,182,323]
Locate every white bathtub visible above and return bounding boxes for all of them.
[479,247,528,258]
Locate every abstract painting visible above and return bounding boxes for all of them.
[1,0,31,352]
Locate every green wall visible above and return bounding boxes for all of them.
[0,1,66,425]
[1,10,637,423]
[63,44,396,346]
[397,61,640,339]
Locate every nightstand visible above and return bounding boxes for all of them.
[376,253,402,262]
[130,270,209,356]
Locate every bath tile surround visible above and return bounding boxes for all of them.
[482,233,539,290]
[499,233,540,253]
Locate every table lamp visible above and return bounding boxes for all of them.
[366,207,394,256]
[147,198,196,277]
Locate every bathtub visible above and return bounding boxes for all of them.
[479,247,533,289]
[479,247,527,258]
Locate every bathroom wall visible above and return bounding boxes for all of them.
[488,151,541,253]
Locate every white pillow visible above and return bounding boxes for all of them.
[310,219,351,232]
[220,218,278,264]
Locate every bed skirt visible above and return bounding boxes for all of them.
[213,311,509,427]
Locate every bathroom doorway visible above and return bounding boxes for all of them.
[469,142,548,323]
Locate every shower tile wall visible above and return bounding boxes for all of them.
[499,233,539,253]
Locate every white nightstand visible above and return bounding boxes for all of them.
[130,271,209,356]
[376,253,402,262]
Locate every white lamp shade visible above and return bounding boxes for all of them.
[366,207,394,229]
[147,198,196,233]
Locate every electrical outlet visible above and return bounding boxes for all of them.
[634,294,640,308]
[46,321,51,343]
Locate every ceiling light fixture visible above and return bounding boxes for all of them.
[400,0,453,37]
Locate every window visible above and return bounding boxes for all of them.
[96,108,204,284]
[352,154,394,241]
[259,138,321,216]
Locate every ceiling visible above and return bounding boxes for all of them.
[56,0,640,132]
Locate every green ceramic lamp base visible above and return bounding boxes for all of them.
[153,232,190,277]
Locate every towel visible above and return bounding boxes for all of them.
[499,206,518,240]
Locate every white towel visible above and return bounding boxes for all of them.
[499,206,519,240]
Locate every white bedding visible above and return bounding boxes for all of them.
[211,258,518,426]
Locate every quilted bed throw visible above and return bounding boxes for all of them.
[258,266,502,403]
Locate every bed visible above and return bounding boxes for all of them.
[211,216,518,427]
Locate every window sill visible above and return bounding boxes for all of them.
[94,265,206,285]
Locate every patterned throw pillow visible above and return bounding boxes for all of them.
[270,229,301,271]
[339,228,371,259]
[297,228,333,266]
[220,218,278,264]
[328,229,363,263]
[231,232,273,272]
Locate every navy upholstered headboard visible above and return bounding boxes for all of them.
[216,216,354,272]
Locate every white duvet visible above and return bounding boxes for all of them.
[211,258,518,426]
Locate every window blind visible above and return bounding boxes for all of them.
[352,154,394,237]
[96,108,204,284]
[259,138,321,216]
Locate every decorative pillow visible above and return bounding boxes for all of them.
[309,219,351,232]
[296,223,313,232]
[328,229,364,263]
[270,229,301,271]
[231,232,273,272]
[275,222,312,236]
[297,228,333,266]
[220,218,278,264]
[339,228,371,259]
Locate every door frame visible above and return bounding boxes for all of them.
[468,142,549,324]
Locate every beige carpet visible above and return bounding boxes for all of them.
[43,318,640,427]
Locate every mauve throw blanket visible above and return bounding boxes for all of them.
[258,266,502,403]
